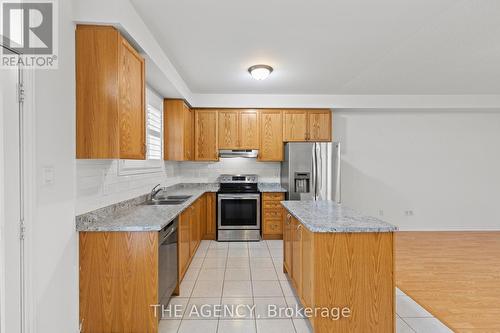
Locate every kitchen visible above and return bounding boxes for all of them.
[1,1,499,333]
[73,24,396,333]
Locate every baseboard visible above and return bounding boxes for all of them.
[397,226,500,231]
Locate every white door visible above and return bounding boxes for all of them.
[0,46,24,333]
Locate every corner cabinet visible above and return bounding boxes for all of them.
[164,99,194,161]
[76,25,145,159]
[194,109,218,161]
[283,109,332,142]
[258,110,284,161]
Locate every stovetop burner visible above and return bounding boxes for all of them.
[218,174,259,193]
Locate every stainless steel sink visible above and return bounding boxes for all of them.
[143,195,192,206]
[166,195,192,200]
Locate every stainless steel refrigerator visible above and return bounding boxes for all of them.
[281,142,341,202]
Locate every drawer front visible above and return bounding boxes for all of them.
[264,218,283,234]
[263,201,282,209]
[264,209,283,220]
[262,192,285,201]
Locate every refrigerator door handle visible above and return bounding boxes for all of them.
[317,144,322,200]
[335,142,341,204]
[311,143,316,200]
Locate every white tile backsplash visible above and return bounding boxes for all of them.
[75,160,180,215]
[178,158,280,183]
[76,157,280,214]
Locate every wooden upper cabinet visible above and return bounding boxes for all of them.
[118,36,146,159]
[218,109,260,150]
[259,110,283,161]
[164,99,194,161]
[194,109,218,161]
[239,110,260,149]
[76,25,145,159]
[283,110,308,142]
[283,109,332,142]
[308,110,332,141]
[218,110,239,149]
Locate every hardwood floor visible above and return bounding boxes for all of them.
[396,232,500,332]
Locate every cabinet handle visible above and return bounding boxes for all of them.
[296,224,302,231]
[286,214,292,225]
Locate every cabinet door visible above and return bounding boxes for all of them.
[195,110,218,161]
[189,204,198,256]
[183,104,194,160]
[291,218,302,295]
[283,212,293,274]
[197,195,206,243]
[179,209,191,279]
[239,110,259,149]
[301,226,314,308]
[76,25,120,159]
[204,193,216,240]
[308,110,332,141]
[118,36,145,159]
[259,110,283,161]
[218,110,239,149]
[283,110,308,142]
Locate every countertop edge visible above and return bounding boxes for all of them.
[281,201,398,233]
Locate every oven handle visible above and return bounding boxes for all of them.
[218,194,260,199]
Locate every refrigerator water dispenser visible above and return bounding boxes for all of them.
[294,172,310,193]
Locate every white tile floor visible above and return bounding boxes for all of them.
[159,240,454,333]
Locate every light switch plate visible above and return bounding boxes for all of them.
[42,166,55,185]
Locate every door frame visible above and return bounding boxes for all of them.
[0,41,35,333]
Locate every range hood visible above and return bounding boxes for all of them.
[219,149,259,158]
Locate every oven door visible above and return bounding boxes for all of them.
[218,193,260,230]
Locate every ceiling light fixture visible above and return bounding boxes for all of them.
[248,64,273,80]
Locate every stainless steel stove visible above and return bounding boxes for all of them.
[217,174,260,241]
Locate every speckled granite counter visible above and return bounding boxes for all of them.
[281,200,397,233]
[76,182,287,232]
[76,183,219,232]
[258,183,287,192]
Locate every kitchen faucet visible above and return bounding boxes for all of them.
[150,184,163,200]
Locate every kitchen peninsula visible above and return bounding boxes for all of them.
[281,200,397,333]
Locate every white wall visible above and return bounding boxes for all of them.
[31,0,79,331]
[177,158,281,183]
[76,160,179,214]
[334,109,500,231]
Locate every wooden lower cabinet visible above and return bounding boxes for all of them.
[79,232,158,333]
[262,192,285,239]
[282,208,395,333]
[283,213,293,273]
[203,193,217,240]
[79,192,218,333]
[178,208,191,280]
[291,217,302,295]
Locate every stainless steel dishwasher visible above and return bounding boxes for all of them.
[158,218,178,308]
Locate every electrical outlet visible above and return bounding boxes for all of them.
[404,210,414,216]
[379,210,384,216]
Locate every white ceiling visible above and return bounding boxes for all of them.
[130,0,500,95]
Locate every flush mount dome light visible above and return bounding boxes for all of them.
[248,64,273,80]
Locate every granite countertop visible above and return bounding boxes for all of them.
[258,183,287,192]
[76,183,219,232]
[281,200,397,233]
[76,182,287,232]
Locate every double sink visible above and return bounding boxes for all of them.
[143,194,192,206]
